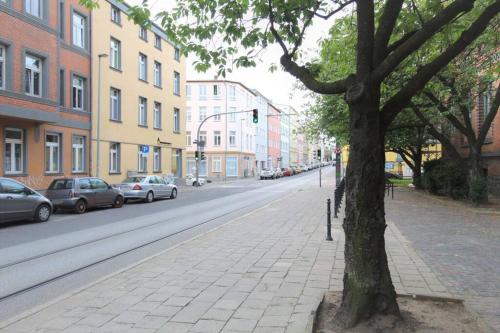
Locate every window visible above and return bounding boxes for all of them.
[153,147,161,172]
[212,157,221,173]
[186,84,191,100]
[199,85,207,100]
[214,131,221,146]
[111,5,121,24]
[110,87,121,120]
[45,133,61,173]
[186,107,192,122]
[72,135,85,173]
[229,131,236,146]
[213,85,220,99]
[0,179,25,194]
[186,131,191,146]
[199,107,207,121]
[25,0,41,18]
[72,76,84,110]
[138,146,148,172]
[226,157,237,177]
[187,157,206,176]
[229,85,236,100]
[229,107,236,122]
[72,12,86,48]
[482,83,493,116]
[174,47,180,61]
[213,106,221,121]
[0,45,5,90]
[154,102,161,129]
[139,97,147,126]
[109,143,120,173]
[59,69,64,106]
[154,61,161,87]
[89,178,108,190]
[4,128,23,174]
[110,38,121,69]
[154,34,161,49]
[199,131,207,146]
[139,26,147,41]
[139,53,147,81]
[25,55,42,97]
[173,71,180,95]
[174,108,180,132]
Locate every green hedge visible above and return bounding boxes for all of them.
[422,159,468,200]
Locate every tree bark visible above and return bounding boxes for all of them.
[468,147,488,204]
[335,89,399,328]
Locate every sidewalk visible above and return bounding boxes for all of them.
[0,178,449,333]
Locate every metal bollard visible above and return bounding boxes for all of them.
[326,199,333,241]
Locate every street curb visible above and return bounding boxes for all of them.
[409,189,500,216]
[0,188,299,330]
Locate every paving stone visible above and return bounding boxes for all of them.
[190,319,226,333]
[224,318,258,331]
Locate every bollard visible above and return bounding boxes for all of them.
[326,198,333,241]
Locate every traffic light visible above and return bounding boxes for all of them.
[195,151,199,159]
[317,149,321,159]
[252,109,258,123]
[200,152,205,160]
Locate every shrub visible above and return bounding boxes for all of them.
[469,177,487,205]
[422,159,468,199]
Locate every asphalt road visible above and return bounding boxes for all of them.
[0,169,331,321]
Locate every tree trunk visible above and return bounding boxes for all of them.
[412,150,422,189]
[468,149,488,204]
[335,93,399,328]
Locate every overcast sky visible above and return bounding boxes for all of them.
[128,0,332,112]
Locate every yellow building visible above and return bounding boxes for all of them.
[342,143,442,177]
[91,0,186,183]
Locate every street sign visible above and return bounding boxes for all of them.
[141,145,149,154]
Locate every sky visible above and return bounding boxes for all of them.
[127,0,333,112]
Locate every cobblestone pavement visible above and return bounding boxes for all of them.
[1,179,447,333]
[386,188,500,332]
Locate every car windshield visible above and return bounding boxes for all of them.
[122,177,146,183]
[48,179,73,190]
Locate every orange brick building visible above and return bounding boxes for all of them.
[0,0,91,190]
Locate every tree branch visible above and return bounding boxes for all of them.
[423,90,470,135]
[385,30,417,55]
[267,0,289,56]
[280,55,350,94]
[477,84,500,146]
[372,0,475,84]
[356,0,375,79]
[311,0,355,20]
[373,0,405,66]
[381,1,500,128]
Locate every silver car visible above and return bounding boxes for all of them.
[0,177,53,223]
[114,175,177,203]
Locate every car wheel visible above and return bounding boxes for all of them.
[170,188,177,199]
[113,196,124,208]
[74,199,87,214]
[193,181,198,187]
[144,191,154,203]
[35,204,51,222]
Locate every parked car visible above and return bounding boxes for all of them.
[46,177,124,214]
[281,167,293,177]
[260,169,274,180]
[0,178,53,223]
[114,175,177,203]
[186,174,205,186]
[274,168,283,178]
[385,172,403,180]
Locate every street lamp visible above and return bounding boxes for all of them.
[96,53,108,178]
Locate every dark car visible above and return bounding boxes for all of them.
[0,177,53,223]
[46,177,124,214]
[385,172,403,180]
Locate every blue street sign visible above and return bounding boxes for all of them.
[141,145,149,154]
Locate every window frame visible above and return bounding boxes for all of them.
[25,54,42,97]
[186,131,191,146]
[71,75,85,111]
[173,108,180,133]
[138,147,148,173]
[110,38,121,70]
[213,106,221,121]
[72,135,85,173]
[109,142,120,173]
[45,133,61,174]
[0,45,5,90]
[110,87,121,121]
[138,96,147,127]
[4,128,24,175]
[153,147,161,172]
[154,34,162,49]
[25,0,42,19]
[139,26,148,41]
[213,131,221,146]
[153,102,162,129]
[154,61,162,87]
[229,131,236,146]
[138,53,148,81]
[174,47,180,61]
[173,71,180,95]
[212,156,222,173]
[199,106,207,122]
[110,5,121,25]
[72,11,86,49]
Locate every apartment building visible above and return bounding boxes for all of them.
[186,80,257,179]
[0,0,91,190]
[91,0,186,184]
[268,104,281,169]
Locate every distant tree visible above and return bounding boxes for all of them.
[84,0,499,327]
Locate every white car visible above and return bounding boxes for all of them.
[185,174,205,187]
[260,169,275,180]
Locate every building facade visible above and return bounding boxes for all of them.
[268,104,281,169]
[186,80,256,179]
[0,0,91,190]
[91,0,186,184]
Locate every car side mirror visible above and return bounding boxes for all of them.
[108,185,113,190]
[24,188,34,195]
